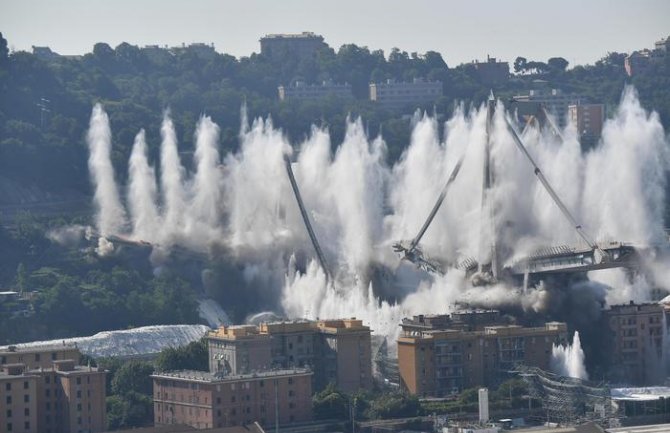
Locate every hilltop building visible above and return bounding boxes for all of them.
[207,318,372,393]
[625,50,653,77]
[152,369,312,429]
[604,302,667,386]
[278,81,353,101]
[397,311,568,397]
[369,78,442,112]
[472,55,510,85]
[32,46,61,61]
[655,35,670,54]
[260,32,327,61]
[0,345,106,433]
[170,43,217,60]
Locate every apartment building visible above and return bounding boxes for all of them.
[472,56,509,85]
[1,344,81,370]
[512,81,585,127]
[0,364,38,433]
[398,314,567,397]
[604,302,666,385]
[567,103,605,145]
[0,347,106,433]
[207,318,372,393]
[278,81,353,102]
[260,32,327,61]
[152,368,312,429]
[369,78,442,112]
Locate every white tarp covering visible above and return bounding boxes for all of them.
[611,387,670,401]
[0,324,210,359]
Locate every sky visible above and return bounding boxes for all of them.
[0,0,668,67]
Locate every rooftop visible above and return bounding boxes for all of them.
[152,368,312,383]
[261,32,323,40]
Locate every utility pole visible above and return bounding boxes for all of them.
[275,379,279,433]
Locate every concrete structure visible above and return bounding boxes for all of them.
[259,32,326,61]
[398,314,567,397]
[478,388,489,423]
[604,302,666,386]
[152,369,312,429]
[1,344,81,370]
[0,364,37,433]
[567,103,605,145]
[625,50,653,76]
[0,349,106,433]
[369,78,442,112]
[472,56,509,85]
[278,81,353,102]
[208,319,372,393]
[401,310,505,335]
[655,35,670,54]
[32,46,61,61]
[207,325,272,376]
[512,82,585,127]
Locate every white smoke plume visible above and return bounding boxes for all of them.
[127,129,160,242]
[87,104,126,236]
[551,330,589,380]
[83,87,670,340]
[159,111,187,246]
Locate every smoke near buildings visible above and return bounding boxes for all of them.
[84,87,670,344]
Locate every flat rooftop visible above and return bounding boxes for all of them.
[152,368,312,383]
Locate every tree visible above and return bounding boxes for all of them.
[513,56,527,74]
[0,32,8,67]
[548,57,569,72]
[110,361,154,396]
[312,384,348,419]
[155,339,208,372]
[366,392,420,419]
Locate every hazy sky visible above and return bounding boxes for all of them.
[1,0,668,67]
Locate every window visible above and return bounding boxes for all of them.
[6,396,11,404]
[23,381,28,389]
[6,409,11,418]
[24,408,29,416]
[77,403,82,411]
[35,354,41,362]
[288,377,293,385]
[7,423,12,432]
[24,394,29,403]
[51,353,57,360]
[46,402,50,411]
[46,389,50,397]
[231,396,236,403]
[76,377,81,385]
[77,417,82,425]
[5,383,10,391]
[24,422,29,430]
[45,376,50,384]
[76,390,82,398]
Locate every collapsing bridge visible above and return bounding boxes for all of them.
[392,92,640,285]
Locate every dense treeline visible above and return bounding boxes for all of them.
[0,213,199,344]
[1,32,669,196]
